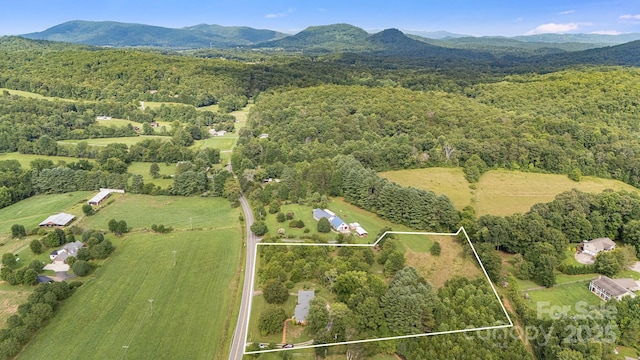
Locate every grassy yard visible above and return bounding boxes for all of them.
[247,294,300,345]
[523,280,603,319]
[476,170,638,216]
[19,229,242,360]
[78,194,240,231]
[379,167,472,211]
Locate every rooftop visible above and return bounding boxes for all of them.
[39,213,75,227]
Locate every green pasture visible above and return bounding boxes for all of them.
[78,194,240,231]
[195,136,238,151]
[379,167,472,211]
[19,229,242,360]
[476,170,638,216]
[127,161,176,189]
[379,167,639,217]
[0,192,91,239]
[0,152,93,169]
[58,135,168,147]
[0,87,73,101]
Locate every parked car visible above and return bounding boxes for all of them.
[282,344,294,348]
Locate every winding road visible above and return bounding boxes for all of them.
[228,194,256,360]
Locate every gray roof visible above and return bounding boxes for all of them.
[63,241,85,255]
[39,213,75,226]
[294,290,315,323]
[585,238,616,251]
[592,276,633,298]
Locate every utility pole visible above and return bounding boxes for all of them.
[172,251,177,267]
[148,299,154,316]
[190,217,193,230]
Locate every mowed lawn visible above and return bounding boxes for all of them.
[524,281,602,319]
[79,195,240,231]
[379,167,472,211]
[19,229,242,360]
[476,170,639,216]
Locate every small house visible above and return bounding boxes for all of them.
[39,213,75,227]
[149,122,159,128]
[583,238,616,256]
[50,241,85,264]
[590,276,638,301]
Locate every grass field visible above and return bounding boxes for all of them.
[194,136,238,151]
[78,194,240,231]
[399,234,483,288]
[127,161,176,189]
[0,284,31,327]
[379,167,639,216]
[0,87,74,101]
[524,280,602,318]
[476,170,639,216]
[58,135,169,147]
[0,152,95,169]
[379,167,472,211]
[18,229,242,360]
[0,192,91,240]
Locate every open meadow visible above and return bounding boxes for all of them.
[58,135,169,147]
[398,234,483,288]
[379,167,472,211]
[18,229,242,360]
[476,170,639,216]
[379,168,639,216]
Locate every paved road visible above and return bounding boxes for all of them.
[229,194,257,360]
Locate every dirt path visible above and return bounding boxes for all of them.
[282,318,292,344]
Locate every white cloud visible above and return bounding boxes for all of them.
[265,8,294,19]
[525,22,592,35]
[560,10,575,15]
[590,30,624,35]
[620,14,640,20]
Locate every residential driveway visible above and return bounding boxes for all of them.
[50,271,73,282]
[575,252,595,265]
[44,262,70,272]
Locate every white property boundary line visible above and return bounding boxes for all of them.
[243,226,513,354]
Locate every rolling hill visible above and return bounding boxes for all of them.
[254,23,371,52]
[21,20,286,48]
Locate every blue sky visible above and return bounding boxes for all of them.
[1,0,640,36]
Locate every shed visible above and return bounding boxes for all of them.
[88,188,125,206]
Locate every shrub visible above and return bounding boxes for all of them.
[30,239,43,255]
[317,217,331,233]
[72,260,90,276]
[251,221,268,236]
[82,204,94,216]
[276,212,286,223]
[11,224,26,238]
[430,241,442,256]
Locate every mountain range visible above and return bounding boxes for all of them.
[21,20,640,51]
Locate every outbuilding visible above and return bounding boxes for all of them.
[39,213,75,227]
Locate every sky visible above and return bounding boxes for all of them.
[1,0,640,37]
